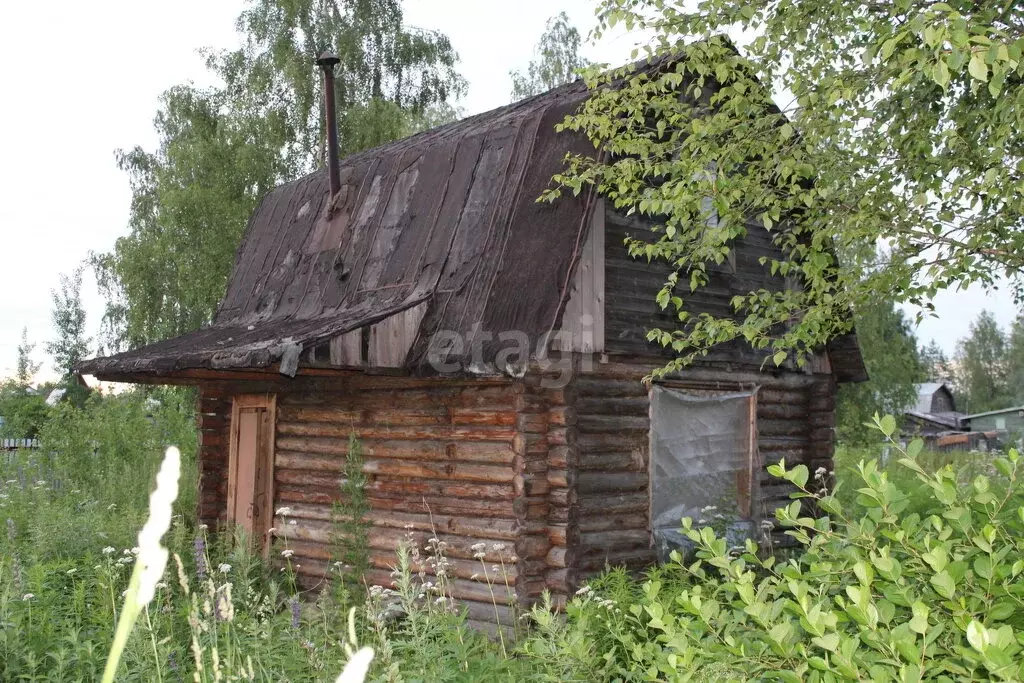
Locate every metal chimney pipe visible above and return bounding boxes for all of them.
[317,51,342,197]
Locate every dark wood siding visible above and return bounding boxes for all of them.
[603,207,790,364]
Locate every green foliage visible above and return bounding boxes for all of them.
[0,384,49,440]
[92,84,285,350]
[546,1,1024,376]
[9,402,1024,680]
[14,327,40,387]
[920,340,955,383]
[332,434,371,596]
[510,12,589,101]
[46,266,91,406]
[522,428,1024,681]
[955,309,1013,413]
[837,299,923,444]
[94,0,465,351]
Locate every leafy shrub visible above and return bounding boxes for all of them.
[526,420,1024,681]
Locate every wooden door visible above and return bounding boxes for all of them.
[227,394,276,554]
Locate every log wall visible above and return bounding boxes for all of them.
[197,387,231,527]
[567,358,839,586]
[192,358,839,622]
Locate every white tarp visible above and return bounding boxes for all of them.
[649,385,757,560]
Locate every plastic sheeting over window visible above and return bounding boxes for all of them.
[649,385,758,561]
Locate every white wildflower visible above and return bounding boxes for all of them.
[267,527,277,534]
[814,466,828,480]
[470,542,486,552]
[198,523,208,531]
[155,582,167,590]
[66,568,77,575]
[102,546,116,555]
[288,519,297,526]
[35,480,47,486]
[575,585,592,596]
[281,549,295,558]
[334,647,374,683]
[134,446,181,607]
[275,506,293,516]
[218,563,231,574]
[22,593,34,601]
[107,503,117,511]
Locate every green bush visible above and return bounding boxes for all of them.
[526,421,1024,681]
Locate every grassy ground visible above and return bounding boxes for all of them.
[4,394,1021,681]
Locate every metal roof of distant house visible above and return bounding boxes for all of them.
[965,406,1024,420]
[913,382,954,414]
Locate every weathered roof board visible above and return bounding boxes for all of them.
[82,76,597,377]
[80,54,866,383]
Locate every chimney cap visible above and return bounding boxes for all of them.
[316,51,341,68]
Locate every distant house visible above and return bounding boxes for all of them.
[964,406,1024,436]
[903,383,965,434]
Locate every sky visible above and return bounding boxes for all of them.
[0,0,1017,380]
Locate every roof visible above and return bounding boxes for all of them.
[904,410,964,430]
[81,71,598,379]
[913,382,953,413]
[80,52,867,383]
[965,406,1024,420]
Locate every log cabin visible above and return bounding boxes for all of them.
[79,53,866,629]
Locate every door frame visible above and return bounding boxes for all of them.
[226,393,277,556]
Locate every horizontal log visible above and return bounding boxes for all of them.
[757,402,809,420]
[275,469,515,501]
[365,459,514,484]
[280,382,513,403]
[546,470,568,488]
[516,413,548,433]
[579,529,649,552]
[547,524,568,546]
[274,451,513,484]
[578,452,646,472]
[578,512,647,532]
[548,446,570,469]
[757,388,808,406]
[367,493,517,519]
[546,546,567,568]
[545,568,574,593]
[758,419,810,438]
[278,421,516,442]
[578,432,647,453]
[548,407,575,426]
[577,414,649,434]
[757,436,808,452]
[548,488,570,507]
[274,522,517,563]
[577,471,648,494]
[278,405,517,427]
[276,437,516,465]
[576,492,648,515]
[277,505,520,540]
[577,547,655,572]
[576,396,649,416]
[575,377,648,398]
